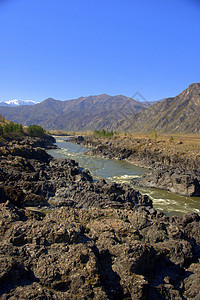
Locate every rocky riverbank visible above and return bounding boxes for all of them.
[69,136,200,197]
[0,135,200,299]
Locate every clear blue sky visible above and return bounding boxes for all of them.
[0,0,200,102]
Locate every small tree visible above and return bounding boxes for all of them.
[93,129,114,139]
[151,130,158,142]
[100,129,106,137]
[27,125,45,137]
[169,136,174,143]
[0,114,5,123]
[16,124,24,134]
[4,121,15,134]
[0,125,3,136]
[93,130,99,137]
[3,122,24,136]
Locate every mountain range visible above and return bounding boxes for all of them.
[0,83,199,133]
[0,94,148,131]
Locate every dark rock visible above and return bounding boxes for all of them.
[133,168,200,196]
[183,259,200,299]
[70,136,200,197]
[0,136,200,299]
[0,206,199,299]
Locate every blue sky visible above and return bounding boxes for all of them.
[0,0,200,102]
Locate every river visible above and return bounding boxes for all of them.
[48,136,200,217]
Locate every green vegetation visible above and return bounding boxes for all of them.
[93,129,115,138]
[0,125,3,136]
[3,122,24,135]
[0,121,24,137]
[0,122,46,138]
[169,136,174,143]
[0,114,5,123]
[151,130,158,142]
[27,124,46,137]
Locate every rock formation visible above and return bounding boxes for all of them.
[70,136,200,197]
[0,136,200,299]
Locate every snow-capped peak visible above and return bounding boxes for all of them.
[0,99,38,107]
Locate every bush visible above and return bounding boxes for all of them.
[0,114,5,123]
[27,125,45,137]
[93,129,114,139]
[151,130,158,142]
[0,125,3,136]
[3,122,24,136]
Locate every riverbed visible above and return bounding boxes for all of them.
[48,136,200,216]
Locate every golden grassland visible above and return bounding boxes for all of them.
[50,130,200,145]
[123,132,200,151]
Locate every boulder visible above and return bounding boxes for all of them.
[133,168,200,196]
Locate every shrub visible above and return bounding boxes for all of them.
[151,130,158,142]
[93,129,114,139]
[3,122,24,135]
[27,125,45,137]
[0,125,3,136]
[0,114,5,123]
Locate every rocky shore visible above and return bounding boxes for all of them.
[69,136,200,197]
[0,135,200,299]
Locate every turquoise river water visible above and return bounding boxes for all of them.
[47,136,200,217]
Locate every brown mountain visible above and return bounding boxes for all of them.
[1,84,199,133]
[114,83,200,133]
[0,94,147,131]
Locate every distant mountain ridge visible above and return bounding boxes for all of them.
[0,84,199,133]
[0,99,38,107]
[0,94,147,131]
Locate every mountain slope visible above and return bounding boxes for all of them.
[114,83,200,133]
[44,95,148,131]
[0,94,147,131]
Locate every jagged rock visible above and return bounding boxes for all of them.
[133,168,200,196]
[0,206,200,299]
[0,136,200,299]
[70,136,200,197]
[0,139,153,209]
[183,259,200,299]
